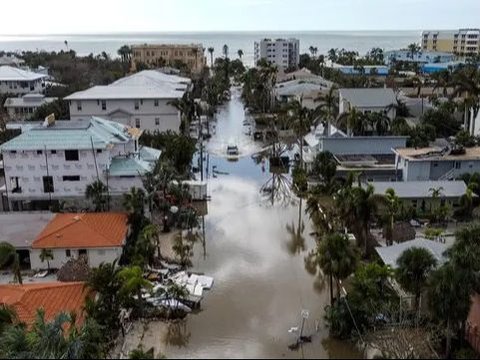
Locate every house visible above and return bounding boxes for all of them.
[422,29,480,56]
[65,70,192,132]
[275,77,334,109]
[0,55,25,67]
[254,38,300,68]
[0,213,55,267]
[393,146,480,181]
[339,88,397,121]
[366,180,470,210]
[4,94,57,120]
[0,282,89,327]
[0,117,161,211]
[130,44,206,74]
[0,66,47,95]
[375,238,448,269]
[334,64,389,76]
[30,212,129,269]
[384,50,455,65]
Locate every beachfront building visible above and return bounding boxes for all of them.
[394,146,480,181]
[384,50,455,65]
[0,116,161,211]
[30,212,128,270]
[65,70,191,132]
[0,55,25,68]
[131,44,206,74]
[339,88,397,121]
[0,282,90,327]
[254,38,300,69]
[4,94,57,120]
[422,29,480,56]
[0,66,47,95]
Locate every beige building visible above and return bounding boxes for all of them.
[422,29,480,56]
[131,44,206,73]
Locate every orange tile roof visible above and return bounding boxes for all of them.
[32,213,129,249]
[0,282,89,327]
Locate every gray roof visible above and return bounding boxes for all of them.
[109,157,152,177]
[0,213,55,249]
[4,95,57,108]
[367,180,469,199]
[339,88,397,108]
[0,117,134,151]
[376,238,448,269]
[0,65,46,81]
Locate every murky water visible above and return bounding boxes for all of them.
[163,90,362,359]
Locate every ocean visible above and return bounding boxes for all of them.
[0,31,419,66]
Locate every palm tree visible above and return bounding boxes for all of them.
[0,305,17,335]
[328,48,338,63]
[168,92,195,134]
[312,151,337,194]
[336,108,367,136]
[141,224,160,259]
[172,232,193,268]
[384,188,400,246]
[64,40,69,51]
[429,186,444,221]
[428,263,472,358]
[314,86,338,136]
[39,249,54,272]
[459,184,475,219]
[222,44,229,59]
[85,180,109,212]
[450,67,480,135]
[288,100,316,169]
[207,47,214,67]
[396,247,437,313]
[123,187,146,219]
[237,49,244,60]
[118,266,152,315]
[0,242,22,284]
[315,233,359,305]
[366,112,391,135]
[117,45,132,65]
[407,43,421,60]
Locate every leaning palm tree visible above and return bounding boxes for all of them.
[85,180,109,212]
[237,49,244,60]
[207,47,214,67]
[39,249,54,272]
[0,242,22,284]
[118,266,152,316]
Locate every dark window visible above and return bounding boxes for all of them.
[10,151,17,154]
[97,149,102,154]
[51,150,57,154]
[134,101,139,110]
[63,176,80,182]
[66,249,71,257]
[65,150,79,161]
[101,100,106,110]
[154,99,159,107]
[37,150,43,155]
[79,249,87,256]
[77,101,82,111]
[135,119,141,128]
[43,176,54,193]
[155,118,160,126]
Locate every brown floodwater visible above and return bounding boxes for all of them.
[162,89,362,359]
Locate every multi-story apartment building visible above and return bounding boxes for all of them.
[4,94,57,120]
[0,66,46,95]
[0,117,161,211]
[422,29,480,56]
[131,44,206,74]
[65,70,191,133]
[254,38,300,69]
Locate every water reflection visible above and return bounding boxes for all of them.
[285,199,306,255]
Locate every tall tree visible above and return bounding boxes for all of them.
[123,187,146,220]
[384,188,400,246]
[85,180,109,212]
[118,266,152,315]
[207,47,214,67]
[336,108,367,136]
[237,49,243,60]
[315,86,338,136]
[396,247,437,312]
[450,66,480,135]
[0,242,22,284]
[39,249,54,272]
[222,44,229,59]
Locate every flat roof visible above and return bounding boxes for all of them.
[339,88,397,108]
[0,213,55,249]
[394,147,480,161]
[367,180,469,198]
[4,96,57,108]
[0,66,47,81]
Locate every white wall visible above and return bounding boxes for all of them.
[0,79,44,95]
[30,247,123,270]
[69,98,181,132]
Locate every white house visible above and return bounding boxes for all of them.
[30,212,129,270]
[0,66,47,95]
[0,116,161,211]
[394,146,480,181]
[339,88,397,121]
[4,94,57,120]
[0,55,25,67]
[254,38,300,69]
[65,70,192,133]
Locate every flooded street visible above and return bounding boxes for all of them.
[162,89,362,359]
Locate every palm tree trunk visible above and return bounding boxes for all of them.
[329,273,334,306]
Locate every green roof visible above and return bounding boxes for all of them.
[109,157,152,177]
[0,117,132,151]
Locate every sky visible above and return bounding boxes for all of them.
[0,0,479,34]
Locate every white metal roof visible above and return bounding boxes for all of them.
[65,70,191,101]
[4,95,57,108]
[375,238,448,269]
[0,65,47,81]
[367,180,469,199]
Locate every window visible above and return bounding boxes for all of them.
[43,176,54,193]
[76,101,82,111]
[63,176,80,182]
[36,150,43,155]
[101,100,106,110]
[51,150,57,154]
[154,99,159,107]
[65,150,79,161]
[155,118,160,126]
[134,101,139,110]
[97,149,102,154]
[66,250,71,257]
[455,161,461,169]
[135,119,141,128]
